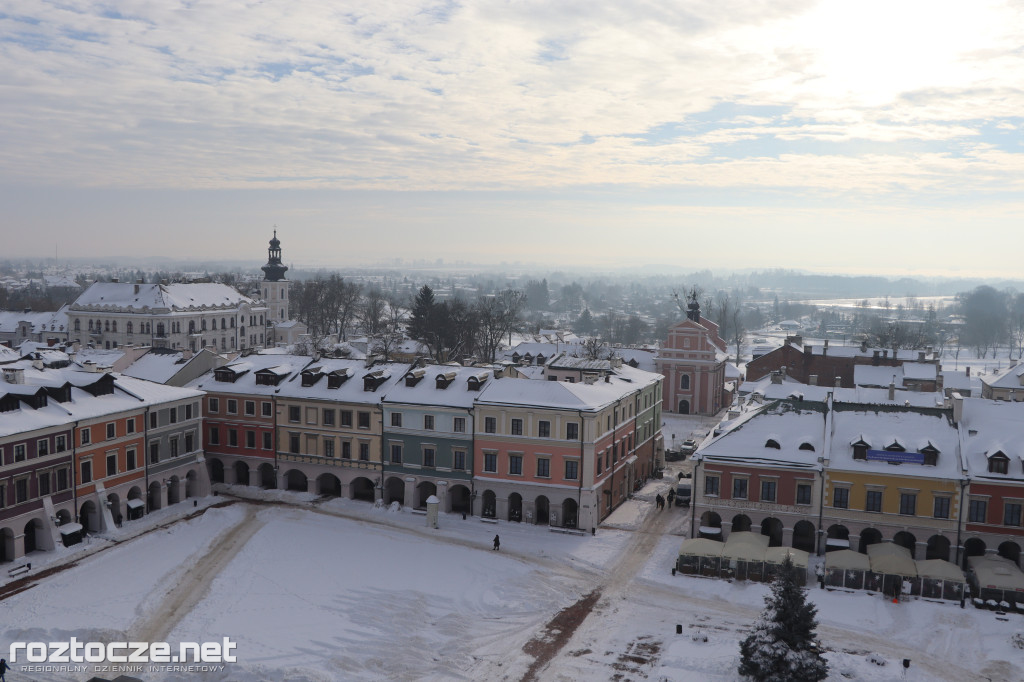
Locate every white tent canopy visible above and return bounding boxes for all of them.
[867,542,917,577]
[916,559,965,583]
[722,532,770,561]
[825,549,871,572]
[969,555,1024,593]
[765,546,810,569]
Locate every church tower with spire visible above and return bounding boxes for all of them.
[261,229,290,325]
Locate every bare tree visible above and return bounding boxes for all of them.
[476,289,525,362]
[369,294,407,361]
[358,288,388,337]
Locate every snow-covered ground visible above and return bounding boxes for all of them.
[2,484,1021,681]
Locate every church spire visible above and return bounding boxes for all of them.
[261,228,288,282]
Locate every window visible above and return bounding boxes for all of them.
[358,412,370,429]
[14,444,26,461]
[209,397,219,413]
[852,442,868,460]
[484,452,497,473]
[106,454,117,477]
[341,411,353,427]
[246,431,256,448]
[324,439,335,458]
[150,412,158,428]
[359,443,369,461]
[245,400,256,416]
[289,406,301,423]
[185,403,194,420]
[1004,502,1022,527]
[933,496,950,519]
[761,480,777,503]
[169,407,178,424]
[185,433,194,452]
[796,483,812,506]
[150,442,160,463]
[227,399,237,415]
[81,461,93,484]
[127,449,136,470]
[484,417,496,434]
[57,469,68,491]
[170,438,179,457]
[538,421,550,438]
[833,487,849,509]
[511,418,523,435]
[732,478,748,500]
[765,439,780,449]
[865,490,883,512]
[969,499,987,523]
[228,429,238,447]
[341,441,351,459]
[39,472,51,496]
[596,455,603,475]
[680,374,690,390]
[423,448,435,467]
[209,427,220,445]
[509,454,522,475]
[262,402,272,417]
[453,450,466,470]
[424,415,434,430]
[899,493,917,516]
[391,413,402,427]
[15,478,27,503]
[263,432,273,450]
[81,427,91,445]
[55,435,66,452]
[453,417,466,433]
[127,418,135,434]
[537,458,550,478]
[989,454,1010,474]
[107,423,116,439]
[705,476,720,496]
[390,444,403,463]
[566,423,579,440]
[564,460,579,480]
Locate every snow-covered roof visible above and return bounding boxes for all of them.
[71,282,258,312]
[0,305,69,335]
[902,362,937,381]
[122,348,215,384]
[476,376,641,412]
[273,358,408,404]
[958,398,1024,479]
[968,555,1024,592]
[382,365,492,409]
[981,363,1024,390]
[188,353,310,397]
[696,400,826,469]
[825,549,871,572]
[0,367,202,438]
[854,364,903,388]
[829,403,961,478]
[721,532,769,561]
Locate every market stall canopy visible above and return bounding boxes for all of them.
[765,546,810,569]
[969,555,1024,593]
[916,559,965,583]
[825,549,871,572]
[867,542,917,577]
[722,532,770,561]
[679,538,725,558]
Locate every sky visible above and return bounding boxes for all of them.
[2,1,1024,277]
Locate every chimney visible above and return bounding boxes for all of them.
[888,381,895,401]
[883,349,889,360]
[181,348,194,361]
[872,350,880,366]
[2,367,25,384]
[822,339,828,356]
[134,283,140,294]
[781,365,787,379]
[804,344,812,358]
[32,359,44,370]
[918,351,926,362]
[834,376,842,388]
[809,374,818,386]
[771,371,783,385]
[952,392,964,424]
[860,340,868,353]
[966,366,970,377]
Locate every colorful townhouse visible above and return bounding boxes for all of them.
[692,399,826,552]
[824,400,963,561]
[272,359,408,500]
[957,396,1024,568]
[189,353,310,489]
[0,363,207,564]
[472,373,655,531]
[381,365,481,513]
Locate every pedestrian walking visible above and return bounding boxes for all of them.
[655,494,664,510]
[667,489,676,506]
[493,534,500,551]
[0,656,9,681]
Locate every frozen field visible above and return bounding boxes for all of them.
[1,484,1021,681]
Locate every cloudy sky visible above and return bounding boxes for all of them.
[3,1,1023,275]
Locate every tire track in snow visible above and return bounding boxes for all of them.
[132,504,265,643]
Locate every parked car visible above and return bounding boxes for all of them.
[680,439,697,456]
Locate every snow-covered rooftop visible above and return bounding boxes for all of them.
[958,397,1024,480]
[71,282,259,312]
[696,400,826,469]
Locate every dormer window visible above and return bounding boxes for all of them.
[884,441,905,452]
[405,368,425,387]
[799,442,815,452]
[301,368,323,387]
[327,368,351,389]
[765,439,781,449]
[920,444,939,466]
[988,451,1010,475]
[852,439,870,460]
[435,371,456,389]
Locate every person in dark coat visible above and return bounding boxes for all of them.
[655,494,664,510]
[667,489,676,506]
[0,656,9,681]
[493,534,500,551]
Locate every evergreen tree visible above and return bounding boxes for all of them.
[738,557,827,682]
[408,285,436,342]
